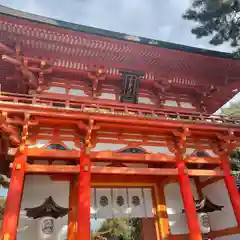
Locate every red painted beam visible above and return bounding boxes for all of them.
[26,148,221,165]
[0,101,240,133]
[25,164,223,177]
[25,164,179,175]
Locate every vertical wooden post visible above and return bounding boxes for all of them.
[155,180,170,240]
[68,178,78,240]
[2,151,27,240]
[77,151,91,240]
[221,154,240,225]
[176,152,202,240]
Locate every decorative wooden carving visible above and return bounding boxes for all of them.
[88,65,106,98]
[44,143,69,150]
[191,151,210,158]
[0,113,20,146]
[182,197,223,213]
[118,148,148,154]
[1,46,52,93]
[195,197,223,213]
[25,196,69,219]
[120,70,144,104]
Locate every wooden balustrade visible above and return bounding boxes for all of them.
[0,92,240,126]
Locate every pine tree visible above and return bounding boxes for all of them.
[220,101,240,175]
[183,0,240,56]
[0,174,9,220]
[94,218,141,239]
[221,101,240,117]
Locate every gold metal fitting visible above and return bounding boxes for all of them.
[16,164,21,170]
[41,60,46,66]
[3,233,10,240]
[19,145,25,153]
[84,165,89,172]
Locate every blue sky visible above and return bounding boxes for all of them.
[0,0,239,106]
[0,188,7,197]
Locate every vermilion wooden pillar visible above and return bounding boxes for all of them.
[77,151,91,240]
[2,151,27,240]
[176,154,202,240]
[68,178,78,240]
[221,155,240,225]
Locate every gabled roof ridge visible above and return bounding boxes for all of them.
[0,4,235,60]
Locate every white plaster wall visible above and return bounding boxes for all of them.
[140,145,174,155]
[164,100,178,107]
[164,180,199,235]
[69,88,88,96]
[199,168,220,183]
[17,175,70,240]
[44,86,66,94]
[215,235,240,240]
[202,179,237,231]
[138,97,154,105]
[179,102,195,109]
[92,143,126,152]
[98,93,116,100]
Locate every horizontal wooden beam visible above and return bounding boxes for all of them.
[184,156,220,164]
[25,164,179,175]
[27,148,80,159]
[1,101,240,133]
[26,148,221,165]
[25,164,225,177]
[208,226,240,238]
[187,169,224,177]
[92,166,179,176]
[25,164,78,174]
[90,151,175,163]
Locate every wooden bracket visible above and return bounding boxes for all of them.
[77,121,88,132]
[84,119,99,155]
[87,66,106,98]
[19,113,30,152]
[172,127,190,154]
[0,112,21,146]
[216,130,237,154]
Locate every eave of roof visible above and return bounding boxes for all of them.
[0,4,235,60]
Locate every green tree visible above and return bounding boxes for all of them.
[183,0,240,56]
[219,100,240,171]
[97,219,131,240]
[127,218,141,240]
[221,101,240,117]
[94,218,142,240]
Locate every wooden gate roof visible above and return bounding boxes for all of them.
[0,4,240,110]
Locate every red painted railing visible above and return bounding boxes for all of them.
[0,92,239,126]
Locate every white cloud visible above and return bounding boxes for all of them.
[0,0,233,52]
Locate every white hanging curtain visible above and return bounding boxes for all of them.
[112,188,129,218]
[92,187,154,219]
[95,188,113,219]
[127,188,145,218]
